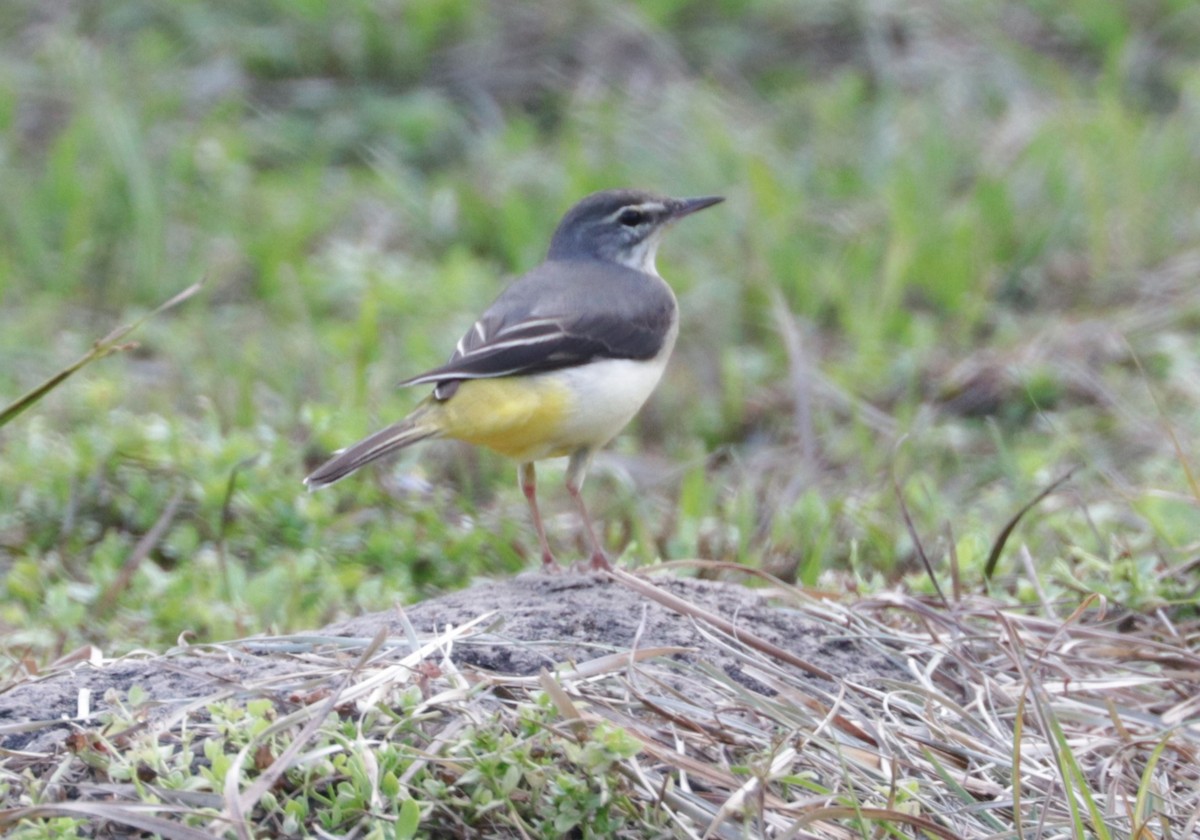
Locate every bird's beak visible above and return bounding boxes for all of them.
[670,195,725,220]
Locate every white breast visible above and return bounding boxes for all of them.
[544,319,677,454]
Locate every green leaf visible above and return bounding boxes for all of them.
[396,797,421,839]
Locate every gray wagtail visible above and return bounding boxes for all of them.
[304,188,723,570]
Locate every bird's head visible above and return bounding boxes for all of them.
[546,188,724,273]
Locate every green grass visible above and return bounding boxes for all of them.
[2,0,1199,670]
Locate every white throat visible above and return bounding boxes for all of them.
[617,232,665,275]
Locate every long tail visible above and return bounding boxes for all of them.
[305,403,440,490]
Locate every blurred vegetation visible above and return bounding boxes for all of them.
[2,0,1200,663]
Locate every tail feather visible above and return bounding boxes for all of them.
[305,408,439,489]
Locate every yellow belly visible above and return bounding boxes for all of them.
[431,355,671,463]
[435,376,575,461]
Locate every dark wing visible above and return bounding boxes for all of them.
[399,260,676,399]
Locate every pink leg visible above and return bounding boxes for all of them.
[565,449,611,571]
[519,462,557,569]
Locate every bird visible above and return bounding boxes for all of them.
[304,188,724,570]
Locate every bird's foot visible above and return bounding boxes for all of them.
[539,551,562,574]
[587,551,612,572]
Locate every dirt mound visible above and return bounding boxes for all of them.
[1,571,903,753]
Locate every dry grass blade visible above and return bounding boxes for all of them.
[0,801,220,839]
[607,567,837,681]
[892,460,948,607]
[0,281,202,429]
[789,805,962,839]
[983,466,1077,581]
[537,669,583,723]
[770,287,817,468]
[96,487,185,616]
[476,646,694,686]
[703,746,797,836]
[1123,336,1200,504]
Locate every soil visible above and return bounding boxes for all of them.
[0,571,905,754]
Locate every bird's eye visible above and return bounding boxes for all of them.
[617,209,644,227]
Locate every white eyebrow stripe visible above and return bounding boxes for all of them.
[602,202,665,224]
